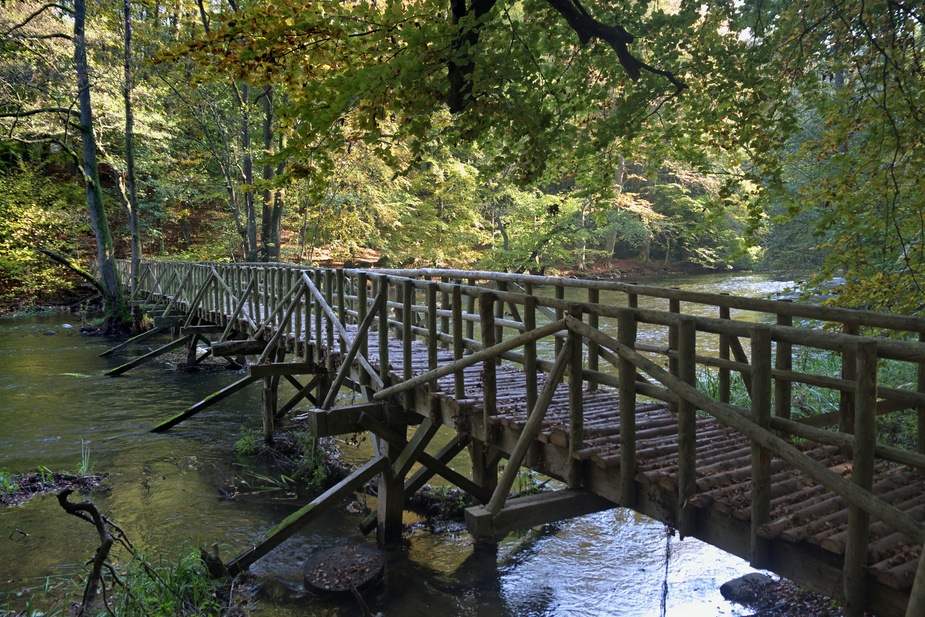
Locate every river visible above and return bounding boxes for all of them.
[0,272,799,616]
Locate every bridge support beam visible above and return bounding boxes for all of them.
[469,441,499,496]
[465,490,615,538]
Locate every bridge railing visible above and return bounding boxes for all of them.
[122,259,925,614]
[123,259,925,457]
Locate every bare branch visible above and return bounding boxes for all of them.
[0,106,81,119]
[544,0,687,93]
[1,3,73,38]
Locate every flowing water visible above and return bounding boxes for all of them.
[0,272,799,616]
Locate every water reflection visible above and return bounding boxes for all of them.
[1,273,795,615]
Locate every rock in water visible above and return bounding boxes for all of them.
[720,573,775,605]
[303,542,385,596]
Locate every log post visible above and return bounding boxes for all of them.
[618,309,637,507]
[568,304,584,488]
[668,295,680,413]
[313,270,325,401]
[554,284,565,356]
[440,276,450,348]
[402,279,414,411]
[377,431,406,545]
[452,285,465,399]
[750,325,772,568]
[918,331,925,469]
[844,340,877,617]
[775,309,793,432]
[494,281,505,365]
[677,316,697,537]
[479,292,497,435]
[427,281,438,389]
[469,441,498,497]
[357,272,370,391]
[524,294,538,416]
[719,298,731,404]
[839,321,860,433]
[324,269,335,373]
[466,277,476,341]
[587,287,600,391]
[262,375,276,444]
[378,276,390,390]
[336,269,346,355]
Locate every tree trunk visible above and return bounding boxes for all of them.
[260,86,283,261]
[242,84,258,261]
[123,0,141,296]
[74,0,127,329]
[604,154,626,257]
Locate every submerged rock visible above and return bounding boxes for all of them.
[720,573,776,605]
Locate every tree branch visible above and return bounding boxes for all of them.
[544,0,686,92]
[0,3,73,38]
[0,106,81,119]
[33,247,105,295]
[57,489,115,617]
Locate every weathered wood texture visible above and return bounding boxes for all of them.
[116,259,925,617]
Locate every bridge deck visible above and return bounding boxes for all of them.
[120,260,925,617]
[333,327,924,605]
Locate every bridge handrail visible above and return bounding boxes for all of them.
[120,258,925,615]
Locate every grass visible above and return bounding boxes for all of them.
[234,427,329,493]
[0,443,97,505]
[110,548,223,617]
[0,547,234,617]
[695,349,921,450]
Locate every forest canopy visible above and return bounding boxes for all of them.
[0,0,923,316]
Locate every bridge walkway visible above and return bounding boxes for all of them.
[108,259,925,617]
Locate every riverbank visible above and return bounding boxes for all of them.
[0,470,107,508]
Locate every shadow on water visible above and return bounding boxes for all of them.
[0,273,798,616]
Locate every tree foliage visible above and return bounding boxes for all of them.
[1,0,923,317]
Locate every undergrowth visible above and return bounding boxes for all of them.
[0,546,248,617]
[695,350,920,449]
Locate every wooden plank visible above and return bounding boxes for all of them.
[105,335,191,376]
[750,326,772,568]
[275,373,323,420]
[227,456,388,576]
[466,489,615,538]
[99,323,173,357]
[211,339,268,356]
[308,402,419,438]
[487,340,572,515]
[359,413,492,503]
[248,362,319,378]
[150,374,260,432]
[373,318,566,401]
[844,340,877,617]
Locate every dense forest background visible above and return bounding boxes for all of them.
[0,0,922,320]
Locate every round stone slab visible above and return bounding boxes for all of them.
[303,542,385,595]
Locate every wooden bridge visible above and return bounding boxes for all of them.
[105,258,925,617]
